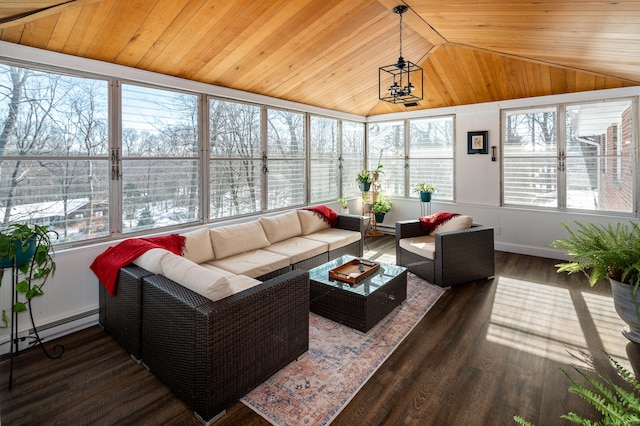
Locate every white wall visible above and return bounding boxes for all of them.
[372,87,640,260]
[1,41,639,351]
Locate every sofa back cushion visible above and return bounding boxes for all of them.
[209,220,270,259]
[161,253,232,301]
[432,215,473,235]
[259,211,302,243]
[181,227,215,263]
[297,210,331,235]
[132,248,171,274]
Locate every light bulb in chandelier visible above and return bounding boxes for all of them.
[388,81,401,95]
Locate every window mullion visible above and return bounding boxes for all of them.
[558,106,567,209]
[110,79,123,236]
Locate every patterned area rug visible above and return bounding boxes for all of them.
[241,273,444,426]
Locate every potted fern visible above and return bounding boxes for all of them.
[514,352,640,425]
[0,223,57,328]
[552,221,640,343]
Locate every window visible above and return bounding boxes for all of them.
[209,99,262,219]
[566,100,634,212]
[503,107,558,207]
[368,121,404,196]
[310,116,339,203]
[0,64,109,243]
[120,84,200,232]
[341,121,365,198]
[0,59,365,246]
[266,109,305,210]
[502,99,635,213]
[409,116,454,200]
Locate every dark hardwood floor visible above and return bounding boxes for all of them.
[2,235,639,425]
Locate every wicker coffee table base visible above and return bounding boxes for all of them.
[310,269,407,333]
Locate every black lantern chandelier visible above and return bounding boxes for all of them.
[379,5,423,105]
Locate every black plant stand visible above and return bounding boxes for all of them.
[7,262,64,390]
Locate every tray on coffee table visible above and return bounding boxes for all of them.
[328,259,379,284]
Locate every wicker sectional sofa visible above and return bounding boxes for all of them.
[98,210,364,424]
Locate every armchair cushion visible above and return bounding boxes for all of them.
[433,215,473,234]
[398,235,436,260]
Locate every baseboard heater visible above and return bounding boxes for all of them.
[0,308,98,356]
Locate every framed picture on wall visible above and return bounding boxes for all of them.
[467,131,489,154]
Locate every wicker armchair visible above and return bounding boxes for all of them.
[140,269,310,424]
[395,220,495,287]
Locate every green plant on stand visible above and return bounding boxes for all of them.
[372,195,392,223]
[0,223,57,328]
[413,183,437,202]
[356,170,372,191]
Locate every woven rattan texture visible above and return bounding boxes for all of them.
[141,270,309,422]
[310,269,407,332]
[395,220,495,287]
[99,265,153,360]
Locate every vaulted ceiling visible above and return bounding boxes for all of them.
[0,0,638,117]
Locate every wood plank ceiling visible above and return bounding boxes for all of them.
[0,0,638,117]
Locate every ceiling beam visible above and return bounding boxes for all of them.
[0,0,102,29]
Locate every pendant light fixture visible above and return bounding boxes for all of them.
[379,5,423,105]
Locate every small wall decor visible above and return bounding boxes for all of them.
[467,131,489,154]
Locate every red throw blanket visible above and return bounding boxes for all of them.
[419,212,460,234]
[303,205,338,227]
[90,234,185,297]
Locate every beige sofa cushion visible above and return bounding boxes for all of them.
[264,236,328,264]
[302,228,360,251]
[181,228,215,263]
[228,275,262,294]
[399,235,436,260]
[297,209,331,235]
[199,262,237,278]
[260,211,303,243]
[209,249,290,278]
[209,221,270,259]
[161,253,233,301]
[132,248,172,274]
[432,215,473,235]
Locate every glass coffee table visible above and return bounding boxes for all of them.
[308,255,408,333]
